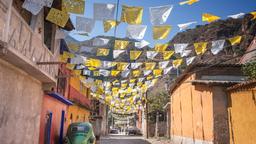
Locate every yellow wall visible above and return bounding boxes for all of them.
[67,104,90,126]
[229,89,256,144]
[170,74,214,142]
[70,76,89,97]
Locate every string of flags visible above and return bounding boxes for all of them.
[20,0,256,114]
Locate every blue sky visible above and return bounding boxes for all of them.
[69,0,256,47]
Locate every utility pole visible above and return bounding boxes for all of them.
[146,91,149,139]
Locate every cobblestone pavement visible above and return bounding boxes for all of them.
[100,135,151,144]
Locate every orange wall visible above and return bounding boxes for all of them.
[229,88,256,144]
[66,105,91,126]
[39,95,68,144]
[170,74,214,142]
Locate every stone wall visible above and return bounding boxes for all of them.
[0,59,43,144]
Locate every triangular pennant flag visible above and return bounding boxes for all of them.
[164,66,173,75]
[250,12,256,20]
[93,38,110,47]
[174,43,189,54]
[99,69,110,76]
[121,5,143,24]
[138,77,145,82]
[62,0,85,14]
[70,55,86,64]
[153,69,163,76]
[149,5,173,25]
[228,13,245,19]
[143,70,152,76]
[177,21,197,31]
[179,0,199,5]
[130,79,136,83]
[76,17,95,33]
[114,40,130,49]
[79,46,94,54]
[202,13,220,23]
[162,51,174,60]
[117,62,130,71]
[180,50,192,57]
[211,40,225,55]
[97,48,110,56]
[134,40,150,49]
[147,51,158,59]
[121,70,130,78]
[194,42,208,55]
[46,8,69,27]
[186,56,196,65]
[126,25,147,40]
[159,61,169,69]
[93,71,100,77]
[101,61,116,69]
[229,36,242,46]
[130,51,142,60]
[153,25,171,40]
[103,20,120,33]
[132,70,141,77]
[111,70,120,76]
[155,44,169,52]
[83,70,91,76]
[131,63,143,69]
[22,0,44,15]
[113,50,125,59]
[145,62,156,70]
[173,59,183,68]
[94,3,116,20]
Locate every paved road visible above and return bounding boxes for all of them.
[100,135,151,144]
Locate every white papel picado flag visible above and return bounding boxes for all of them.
[149,5,173,25]
[126,25,147,40]
[93,3,116,20]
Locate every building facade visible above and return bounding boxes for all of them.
[169,64,245,144]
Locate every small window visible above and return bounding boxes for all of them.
[44,19,54,52]
[13,0,32,25]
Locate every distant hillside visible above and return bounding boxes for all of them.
[169,13,256,64]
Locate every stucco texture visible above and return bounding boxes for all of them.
[0,59,43,144]
[229,89,256,144]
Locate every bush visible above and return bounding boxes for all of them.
[242,61,256,79]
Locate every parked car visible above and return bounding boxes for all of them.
[126,127,142,135]
[109,128,119,134]
[64,122,95,144]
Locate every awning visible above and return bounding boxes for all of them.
[47,92,73,106]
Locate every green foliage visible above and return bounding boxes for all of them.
[147,91,169,113]
[242,61,256,79]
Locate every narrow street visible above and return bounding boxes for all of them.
[101,135,151,144]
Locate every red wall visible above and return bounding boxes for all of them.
[39,95,68,144]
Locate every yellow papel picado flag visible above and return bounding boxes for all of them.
[60,51,75,62]
[62,0,85,14]
[179,0,199,5]
[114,40,130,49]
[97,48,110,56]
[153,69,163,76]
[130,51,142,60]
[153,25,172,40]
[163,51,175,60]
[121,5,143,24]
[111,70,120,77]
[229,36,242,45]
[145,62,156,70]
[132,70,141,77]
[68,43,80,52]
[250,12,256,20]
[93,71,100,76]
[46,8,70,28]
[202,13,220,23]
[85,58,102,68]
[65,63,75,70]
[194,42,208,55]
[155,44,169,52]
[103,20,120,32]
[117,62,129,71]
[173,59,183,68]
